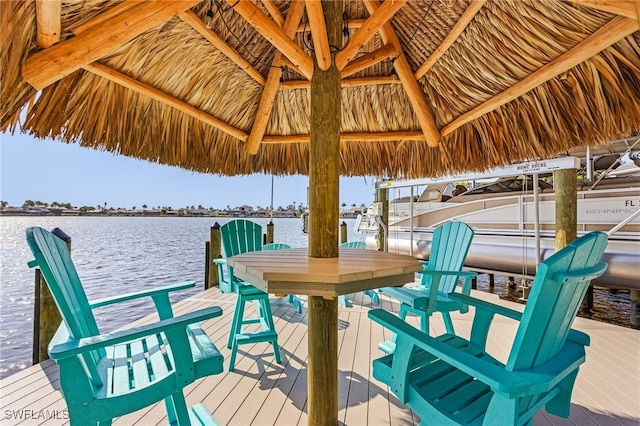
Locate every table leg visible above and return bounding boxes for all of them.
[307,296,338,425]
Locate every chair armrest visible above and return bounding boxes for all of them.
[213,259,226,266]
[89,281,196,308]
[49,306,222,360]
[369,309,583,397]
[448,293,523,321]
[419,269,477,297]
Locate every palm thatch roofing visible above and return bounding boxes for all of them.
[1,0,639,179]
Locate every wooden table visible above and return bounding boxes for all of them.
[228,248,422,425]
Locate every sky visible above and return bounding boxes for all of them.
[1,131,377,210]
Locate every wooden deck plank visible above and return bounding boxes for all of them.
[1,287,638,426]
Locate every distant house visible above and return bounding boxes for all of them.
[237,205,254,214]
[0,206,27,215]
[341,208,363,218]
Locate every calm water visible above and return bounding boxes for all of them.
[0,216,364,379]
[0,216,631,380]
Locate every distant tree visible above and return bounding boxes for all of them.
[132,206,136,210]
[0,200,8,209]
[142,204,147,209]
[23,200,35,207]
[341,202,347,210]
[351,203,356,208]
[360,203,366,208]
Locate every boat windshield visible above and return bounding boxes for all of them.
[458,176,553,196]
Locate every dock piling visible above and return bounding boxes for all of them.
[207,223,221,289]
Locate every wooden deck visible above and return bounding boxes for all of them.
[1,287,638,425]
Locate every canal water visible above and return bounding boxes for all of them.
[0,216,631,380]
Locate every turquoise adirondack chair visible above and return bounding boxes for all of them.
[26,226,223,426]
[378,221,477,353]
[369,231,608,425]
[213,219,283,371]
[338,240,380,307]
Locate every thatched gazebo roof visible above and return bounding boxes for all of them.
[1,0,639,178]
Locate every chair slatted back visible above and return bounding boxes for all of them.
[339,241,367,249]
[263,243,291,250]
[26,227,104,383]
[220,220,263,258]
[422,221,474,293]
[507,232,608,371]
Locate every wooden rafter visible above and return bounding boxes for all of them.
[304,0,332,70]
[85,63,248,141]
[298,18,365,33]
[441,16,639,137]
[415,0,486,79]
[335,0,407,71]
[178,10,266,86]
[363,0,440,147]
[246,0,306,154]
[227,0,314,80]
[262,0,284,27]
[23,0,200,90]
[262,131,424,144]
[35,0,61,48]
[70,1,138,35]
[277,55,309,77]
[568,0,638,19]
[341,43,398,78]
[281,75,401,90]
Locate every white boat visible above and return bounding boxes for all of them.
[357,152,640,290]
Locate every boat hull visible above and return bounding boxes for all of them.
[367,233,639,290]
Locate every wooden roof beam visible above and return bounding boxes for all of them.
[246,0,306,154]
[261,131,425,144]
[85,62,248,141]
[226,0,314,80]
[304,0,332,70]
[442,16,639,137]
[363,0,440,147]
[298,18,365,33]
[341,43,399,78]
[23,0,200,90]
[568,1,638,19]
[70,1,138,35]
[281,75,401,90]
[178,10,266,86]
[415,0,486,79]
[35,0,61,48]
[262,0,285,27]
[335,0,407,71]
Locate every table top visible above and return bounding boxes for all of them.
[227,248,422,297]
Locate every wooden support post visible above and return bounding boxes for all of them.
[555,168,588,309]
[307,1,342,424]
[489,273,495,291]
[554,168,578,251]
[266,221,274,244]
[205,241,210,288]
[376,187,388,251]
[307,295,338,425]
[471,275,477,290]
[33,228,67,363]
[208,223,221,288]
[340,221,347,244]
